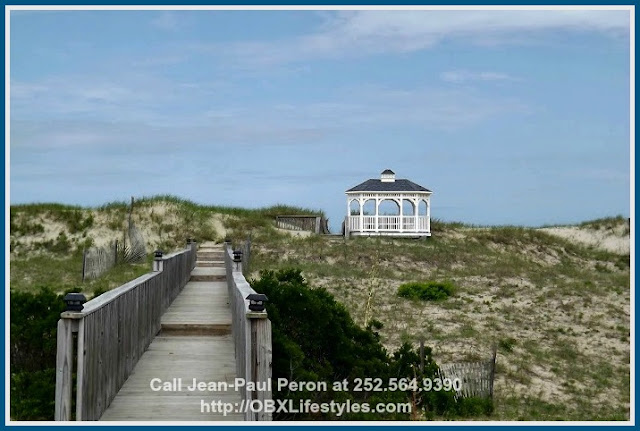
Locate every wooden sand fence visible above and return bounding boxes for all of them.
[437,347,497,399]
[275,215,329,234]
[82,221,147,281]
[55,241,197,421]
[82,241,118,281]
[224,240,272,421]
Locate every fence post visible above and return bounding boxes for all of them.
[243,238,251,273]
[249,314,272,421]
[114,240,118,265]
[81,248,87,282]
[489,343,497,399]
[55,292,87,421]
[54,318,76,420]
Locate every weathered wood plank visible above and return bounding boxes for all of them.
[99,334,241,421]
[252,318,272,421]
[54,319,75,421]
[160,324,232,336]
[75,318,86,420]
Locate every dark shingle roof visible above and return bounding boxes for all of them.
[381,169,395,175]
[346,179,432,193]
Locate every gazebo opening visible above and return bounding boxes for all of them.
[378,199,400,215]
[363,199,375,216]
[402,199,415,216]
[349,199,359,216]
[345,169,432,238]
[418,200,428,216]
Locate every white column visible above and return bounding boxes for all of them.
[399,195,403,233]
[428,198,432,233]
[375,196,379,233]
[346,198,351,232]
[414,198,419,233]
[359,197,364,233]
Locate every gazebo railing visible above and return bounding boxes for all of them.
[348,215,429,232]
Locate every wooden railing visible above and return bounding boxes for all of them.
[224,241,272,421]
[54,242,197,421]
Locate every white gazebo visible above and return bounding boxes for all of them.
[345,169,432,238]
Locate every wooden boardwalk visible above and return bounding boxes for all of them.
[101,243,242,421]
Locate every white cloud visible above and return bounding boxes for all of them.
[10,82,531,161]
[440,70,520,83]
[10,76,226,125]
[150,12,181,31]
[334,10,628,41]
[191,9,630,66]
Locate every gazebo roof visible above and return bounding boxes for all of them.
[346,178,432,193]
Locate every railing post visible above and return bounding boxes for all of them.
[248,312,272,421]
[55,293,86,421]
[153,250,164,272]
[54,319,76,420]
[233,248,243,273]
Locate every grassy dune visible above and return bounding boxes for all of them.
[9,196,630,420]
[250,220,630,421]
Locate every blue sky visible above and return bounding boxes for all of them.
[9,8,631,229]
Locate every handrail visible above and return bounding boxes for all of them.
[54,241,197,421]
[224,241,272,421]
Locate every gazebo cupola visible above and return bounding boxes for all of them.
[345,169,432,238]
[381,169,396,182]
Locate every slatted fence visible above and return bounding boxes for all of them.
[438,347,497,399]
[275,215,329,234]
[82,221,147,281]
[82,242,118,281]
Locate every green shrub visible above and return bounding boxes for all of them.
[10,287,66,372]
[54,210,94,234]
[10,369,56,420]
[398,281,456,301]
[10,287,69,420]
[615,254,630,271]
[451,397,494,417]
[499,337,517,353]
[10,215,45,236]
[40,232,72,254]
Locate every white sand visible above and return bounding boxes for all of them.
[540,224,630,255]
[276,228,313,237]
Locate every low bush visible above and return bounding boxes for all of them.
[55,210,94,234]
[398,281,456,301]
[10,219,45,236]
[40,232,72,254]
[10,369,57,420]
[499,337,517,353]
[10,287,70,420]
